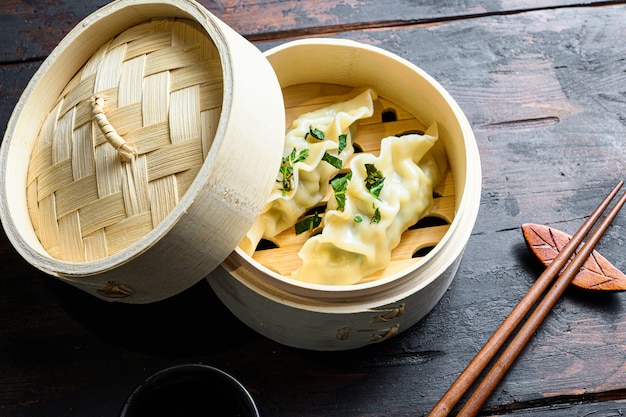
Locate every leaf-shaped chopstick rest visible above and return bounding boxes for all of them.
[522,223,626,291]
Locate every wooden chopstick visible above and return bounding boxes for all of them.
[428,180,626,417]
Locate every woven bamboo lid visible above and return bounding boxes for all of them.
[0,0,285,302]
[28,17,224,263]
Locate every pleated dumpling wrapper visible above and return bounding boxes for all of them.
[294,123,446,285]
[240,88,378,255]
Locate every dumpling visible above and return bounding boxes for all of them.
[240,88,378,255]
[293,123,446,285]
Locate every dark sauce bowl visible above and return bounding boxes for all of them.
[120,364,260,417]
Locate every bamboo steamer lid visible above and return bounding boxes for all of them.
[0,0,285,303]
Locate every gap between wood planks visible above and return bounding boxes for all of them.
[481,387,626,415]
[475,117,561,131]
[245,1,626,42]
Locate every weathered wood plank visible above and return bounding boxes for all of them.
[333,4,626,413]
[1,0,623,62]
[0,62,39,137]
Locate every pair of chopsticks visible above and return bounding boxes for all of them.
[428,180,626,417]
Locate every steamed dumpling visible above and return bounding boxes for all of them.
[293,123,446,285]
[240,88,378,255]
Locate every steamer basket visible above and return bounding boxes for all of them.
[207,39,482,350]
[1,0,480,351]
[0,0,285,303]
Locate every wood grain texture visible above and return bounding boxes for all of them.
[1,1,626,416]
[1,0,622,62]
[523,223,626,291]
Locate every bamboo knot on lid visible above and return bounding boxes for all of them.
[91,94,136,163]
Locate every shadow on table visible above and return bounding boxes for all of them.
[46,276,259,358]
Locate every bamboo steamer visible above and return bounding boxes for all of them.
[207,39,481,350]
[0,1,481,351]
[0,0,285,303]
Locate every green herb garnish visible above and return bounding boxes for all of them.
[364,163,385,200]
[295,211,322,234]
[371,205,381,224]
[306,125,325,141]
[331,173,352,211]
[278,148,309,196]
[353,215,363,223]
[322,152,343,169]
[338,133,348,153]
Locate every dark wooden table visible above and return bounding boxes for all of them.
[2,1,626,416]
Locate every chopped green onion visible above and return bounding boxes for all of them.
[295,212,322,234]
[338,134,348,153]
[331,173,352,211]
[278,148,309,196]
[364,163,385,200]
[322,152,343,169]
[371,205,381,224]
[306,125,325,140]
